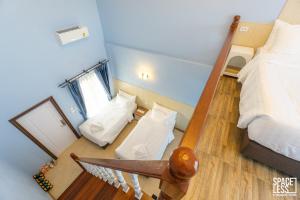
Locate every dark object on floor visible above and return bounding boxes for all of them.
[33,173,53,192]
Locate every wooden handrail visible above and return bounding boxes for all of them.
[69,15,240,200]
[158,15,240,200]
[71,153,168,180]
[180,15,240,149]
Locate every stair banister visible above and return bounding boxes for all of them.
[158,15,240,200]
[115,170,130,193]
[71,153,169,179]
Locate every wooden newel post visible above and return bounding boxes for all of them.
[231,15,240,31]
[158,147,199,200]
[70,153,78,160]
[70,153,85,170]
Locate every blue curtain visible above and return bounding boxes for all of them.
[67,80,87,120]
[95,63,112,100]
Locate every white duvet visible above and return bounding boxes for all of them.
[79,100,136,147]
[238,50,300,161]
[115,112,175,160]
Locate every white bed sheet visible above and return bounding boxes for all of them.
[115,111,175,160]
[238,49,300,161]
[79,99,136,147]
[248,116,300,161]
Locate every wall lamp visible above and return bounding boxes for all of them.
[140,72,149,80]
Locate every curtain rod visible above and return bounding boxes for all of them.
[58,59,109,88]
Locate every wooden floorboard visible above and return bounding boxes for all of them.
[183,76,300,200]
[58,171,91,200]
[93,182,118,200]
[74,175,107,200]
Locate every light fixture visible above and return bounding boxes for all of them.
[140,72,149,80]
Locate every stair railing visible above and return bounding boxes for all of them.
[70,15,240,200]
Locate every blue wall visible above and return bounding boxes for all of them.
[97,0,285,106]
[107,43,211,106]
[0,0,107,199]
[97,0,285,64]
[0,161,50,200]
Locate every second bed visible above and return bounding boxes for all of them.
[116,104,177,160]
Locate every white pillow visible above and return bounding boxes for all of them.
[269,23,300,55]
[152,103,177,121]
[263,20,286,51]
[151,103,177,128]
[118,90,136,103]
[116,94,130,107]
[150,109,176,129]
[151,109,169,121]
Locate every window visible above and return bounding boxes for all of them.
[79,71,109,118]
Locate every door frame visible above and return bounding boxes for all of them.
[9,96,80,159]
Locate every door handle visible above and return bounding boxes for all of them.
[60,119,67,127]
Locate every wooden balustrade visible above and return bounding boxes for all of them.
[115,170,130,193]
[180,15,240,149]
[69,15,240,200]
[158,15,240,200]
[130,174,143,200]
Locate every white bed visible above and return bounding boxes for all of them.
[79,92,137,147]
[237,20,300,161]
[115,104,176,160]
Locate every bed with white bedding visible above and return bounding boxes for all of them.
[115,103,176,160]
[79,91,137,147]
[238,50,300,161]
[237,20,300,176]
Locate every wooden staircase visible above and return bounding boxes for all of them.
[58,171,152,200]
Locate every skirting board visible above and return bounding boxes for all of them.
[113,79,194,131]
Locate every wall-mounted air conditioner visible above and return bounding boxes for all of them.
[56,26,89,45]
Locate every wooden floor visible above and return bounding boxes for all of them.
[58,171,152,200]
[183,76,300,200]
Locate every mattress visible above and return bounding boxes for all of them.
[79,100,136,147]
[238,49,300,161]
[115,111,175,160]
[248,116,300,161]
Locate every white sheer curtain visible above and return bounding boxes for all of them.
[79,71,109,118]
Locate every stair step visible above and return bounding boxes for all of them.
[58,171,152,200]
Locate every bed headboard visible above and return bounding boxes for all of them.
[232,0,300,49]
[279,0,300,24]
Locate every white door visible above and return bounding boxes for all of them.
[17,101,77,157]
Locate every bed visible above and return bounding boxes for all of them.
[237,19,300,177]
[115,103,176,160]
[79,91,137,147]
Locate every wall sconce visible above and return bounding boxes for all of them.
[140,72,149,80]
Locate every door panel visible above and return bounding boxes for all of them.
[16,101,77,157]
